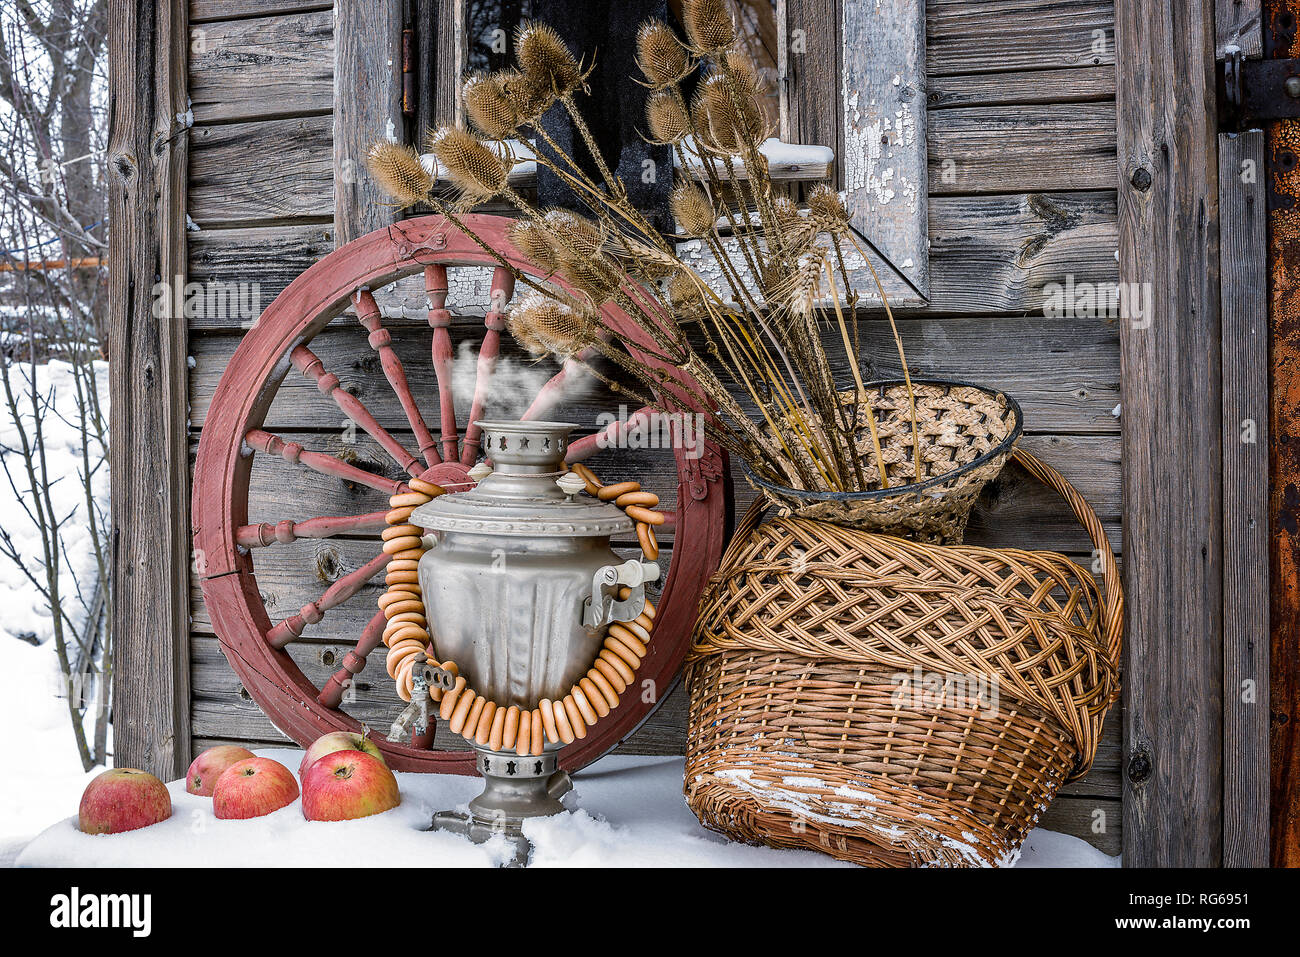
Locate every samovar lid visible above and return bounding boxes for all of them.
[410,420,636,537]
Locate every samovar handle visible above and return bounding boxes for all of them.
[582,559,660,629]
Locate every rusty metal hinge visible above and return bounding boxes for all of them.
[1220,49,1300,130]
[401,28,416,119]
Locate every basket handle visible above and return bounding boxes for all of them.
[1011,448,1123,671]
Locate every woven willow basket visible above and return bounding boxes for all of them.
[685,449,1122,867]
[751,380,1022,545]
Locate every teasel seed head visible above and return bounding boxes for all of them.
[636,19,691,87]
[808,184,851,227]
[682,0,736,54]
[667,271,707,319]
[516,21,583,97]
[694,72,764,154]
[508,219,560,274]
[498,68,554,124]
[670,182,717,237]
[724,49,763,96]
[509,292,596,357]
[540,208,605,259]
[558,250,625,303]
[645,88,690,144]
[426,127,509,203]
[366,141,435,208]
[462,72,520,140]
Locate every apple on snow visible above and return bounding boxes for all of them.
[302,750,400,822]
[212,757,300,820]
[79,768,172,835]
[299,730,385,778]
[186,745,254,796]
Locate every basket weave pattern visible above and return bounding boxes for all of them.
[686,450,1122,867]
[758,382,1022,544]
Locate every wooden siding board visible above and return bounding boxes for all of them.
[334,0,403,246]
[190,1,333,23]
[190,114,334,225]
[928,66,1116,110]
[1116,0,1224,866]
[109,0,194,779]
[927,0,1116,76]
[1216,0,1263,58]
[188,9,334,123]
[1218,130,1269,867]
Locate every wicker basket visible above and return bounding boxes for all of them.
[752,380,1022,545]
[685,449,1122,867]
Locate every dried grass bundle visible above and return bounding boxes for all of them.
[366,16,922,495]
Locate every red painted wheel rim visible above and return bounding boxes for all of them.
[192,214,731,773]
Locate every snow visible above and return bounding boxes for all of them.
[0,359,111,865]
[12,749,1117,868]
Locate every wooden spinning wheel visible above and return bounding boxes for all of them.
[192,214,731,773]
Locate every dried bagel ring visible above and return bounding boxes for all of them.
[615,490,659,508]
[619,618,652,645]
[439,676,467,720]
[515,709,532,756]
[585,668,620,710]
[388,547,426,563]
[592,656,628,695]
[552,698,576,744]
[608,624,647,658]
[448,689,478,735]
[386,558,420,572]
[539,699,560,744]
[382,523,424,540]
[408,478,444,497]
[636,522,659,560]
[624,505,664,526]
[463,696,487,740]
[599,647,636,686]
[502,706,520,751]
[562,695,587,739]
[389,491,431,509]
[597,481,640,501]
[571,685,599,725]
[531,710,544,754]
[578,677,610,718]
[382,535,424,554]
[569,462,602,489]
[604,634,642,669]
[382,599,425,620]
[486,703,506,750]
[386,505,417,524]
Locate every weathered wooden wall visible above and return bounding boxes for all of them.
[182,0,1123,854]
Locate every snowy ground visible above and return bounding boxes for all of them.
[13,748,1118,868]
[0,359,110,866]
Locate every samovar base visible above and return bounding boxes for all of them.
[430,748,574,868]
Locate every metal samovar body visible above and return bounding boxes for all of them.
[408,420,657,863]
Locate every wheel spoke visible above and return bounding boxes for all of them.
[290,344,422,477]
[267,550,391,649]
[236,510,389,548]
[316,609,387,709]
[565,406,655,464]
[244,429,407,496]
[354,289,440,468]
[426,264,460,461]
[461,267,515,465]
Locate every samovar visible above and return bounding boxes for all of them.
[405,420,658,862]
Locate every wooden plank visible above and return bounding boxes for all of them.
[1116,0,1224,866]
[841,0,929,297]
[433,0,464,128]
[1217,131,1269,868]
[190,1,332,23]
[782,0,840,166]
[188,9,333,123]
[1035,796,1122,856]
[927,0,1117,76]
[189,114,333,225]
[927,191,1118,313]
[334,0,404,247]
[927,65,1116,110]
[929,103,1117,194]
[182,190,1119,327]
[189,317,1123,433]
[107,0,193,778]
[1216,0,1263,57]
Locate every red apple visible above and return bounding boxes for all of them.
[212,757,299,820]
[301,750,400,822]
[298,730,385,778]
[79,768,172,835]
[185,745,255,796]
